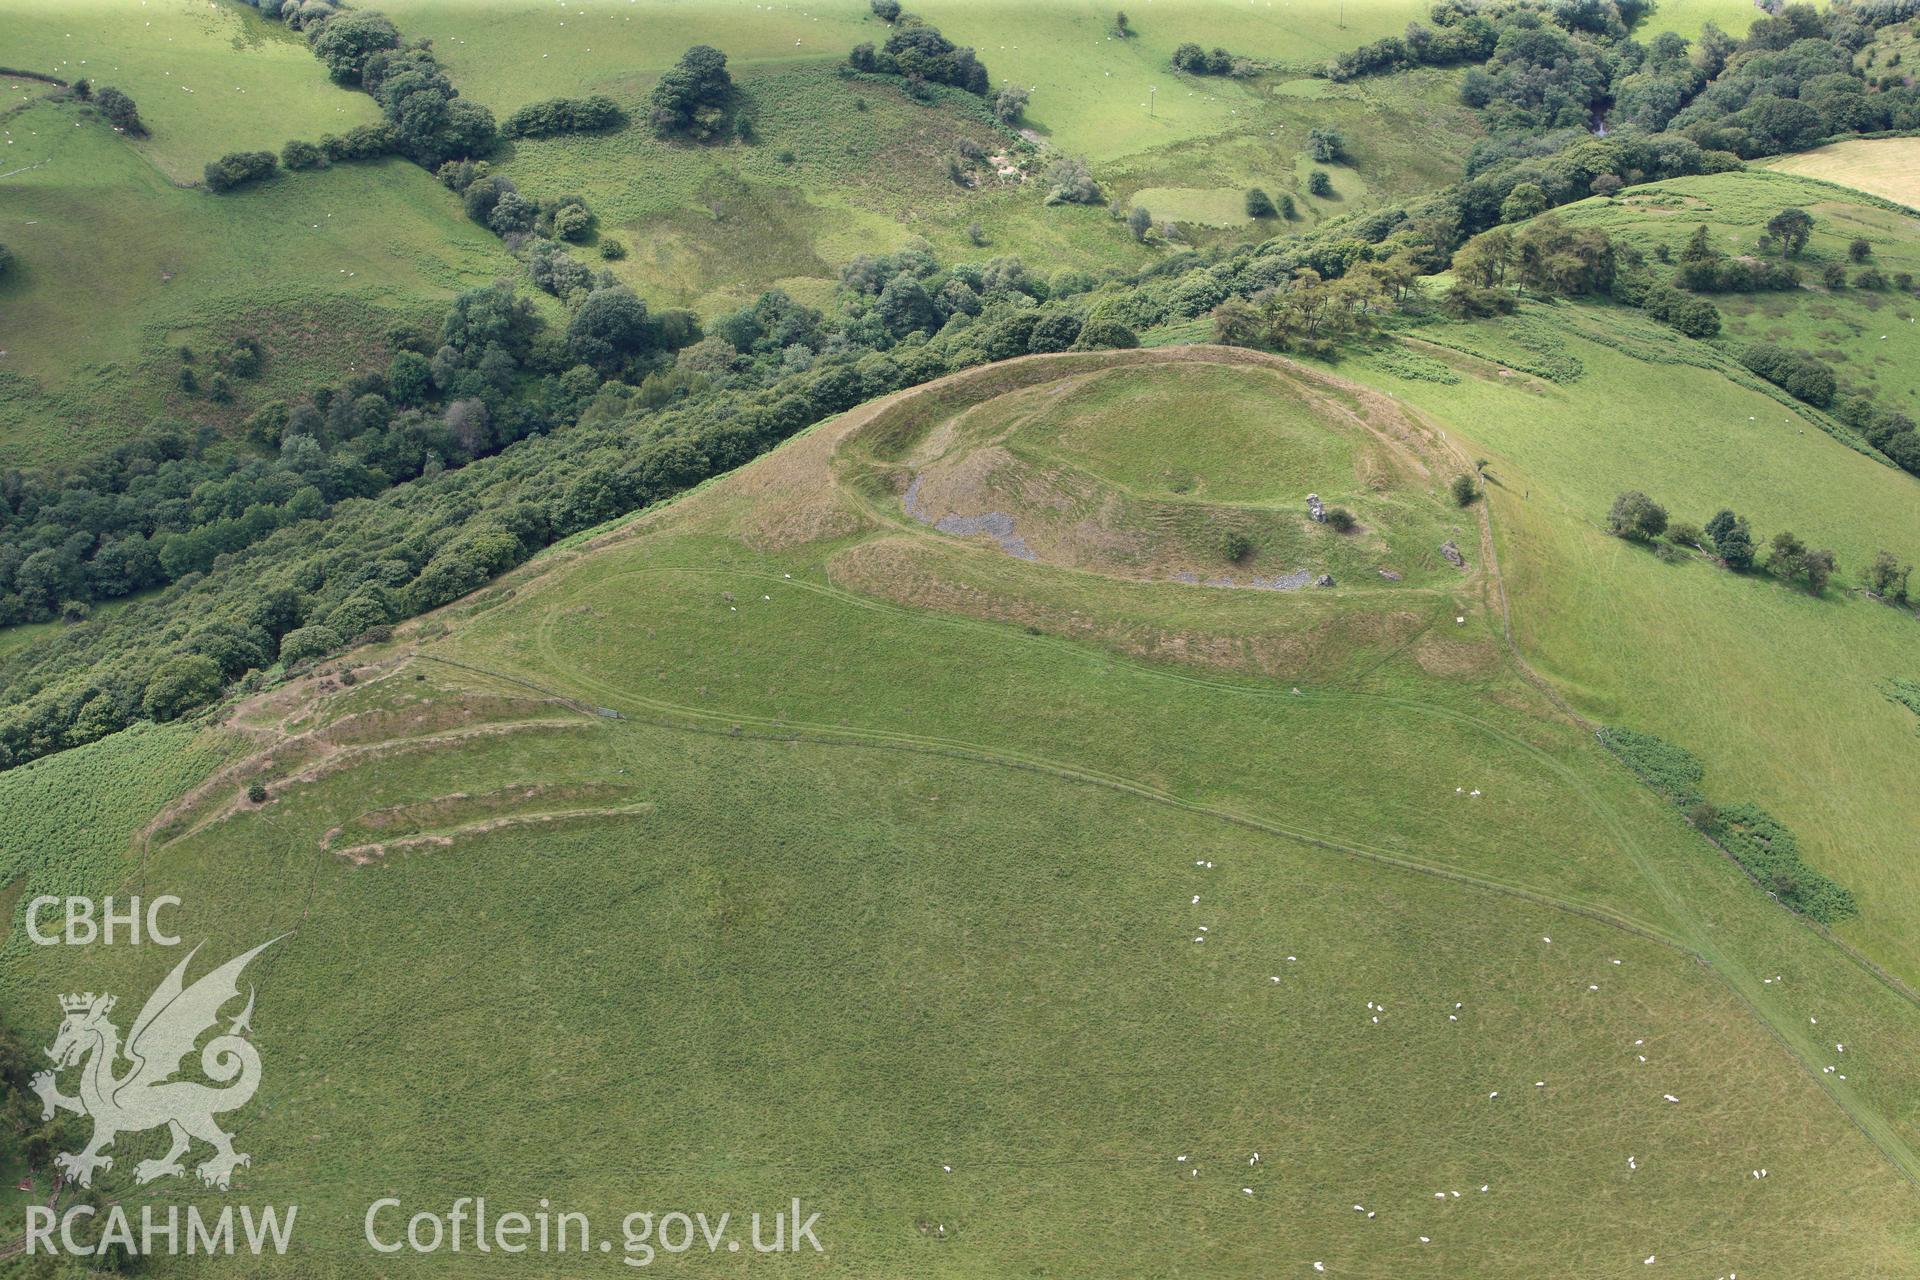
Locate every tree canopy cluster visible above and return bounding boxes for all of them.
[501,95,625,139]
[849,17,990,95]
[92,85,146,136]
[648,45,737,140]
[1170,43,1261,78]
[1329,0,1920,158]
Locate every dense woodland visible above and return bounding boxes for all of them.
[1332,0,1920,155]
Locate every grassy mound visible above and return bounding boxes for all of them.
[842,351,1464,591]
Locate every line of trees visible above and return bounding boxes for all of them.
[1605,491,1861,596]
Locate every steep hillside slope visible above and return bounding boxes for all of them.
[7,348,1919,1275]
[1348,171,1920,988]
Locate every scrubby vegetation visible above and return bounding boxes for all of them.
[1599,727,1856,922]
[204,149,280,193]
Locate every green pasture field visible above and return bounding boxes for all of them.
[1350,280,1920,988]
[0,99,521,461]
[1767,136,1920,212]
[8,348,1920,1274]
[0,0,383,183]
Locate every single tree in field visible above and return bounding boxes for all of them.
[1803,547,1837,593]
[1766,207,1813,256]
[1867,549,1912,601]
[93,86,146,136]
[1126,205,1152,241]
[1705,509,1755,570]
[1681,224,1715,263]
[871,0,901,21]
[1278,192,1298,219]
[1606,490,1668,541]
[1114,11,1132,37]
[1043,154,1101,205]
[1245,187,1276,218]
[1306,126,1343,162]
[1849,237,1872,262]
[1451,474,1479,507]
[649,45,734,140]
[1308,169,1334,198]
[1766,529,1807,580]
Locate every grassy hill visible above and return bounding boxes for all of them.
[1338,167,1920,991]
[8,3,1920,1273]
[0,97,521,460]
[0,0,384,183]
[6,347,1920,1274]
[1767,136,1920,211]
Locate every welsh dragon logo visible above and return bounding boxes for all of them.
[31,939,279,1191]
